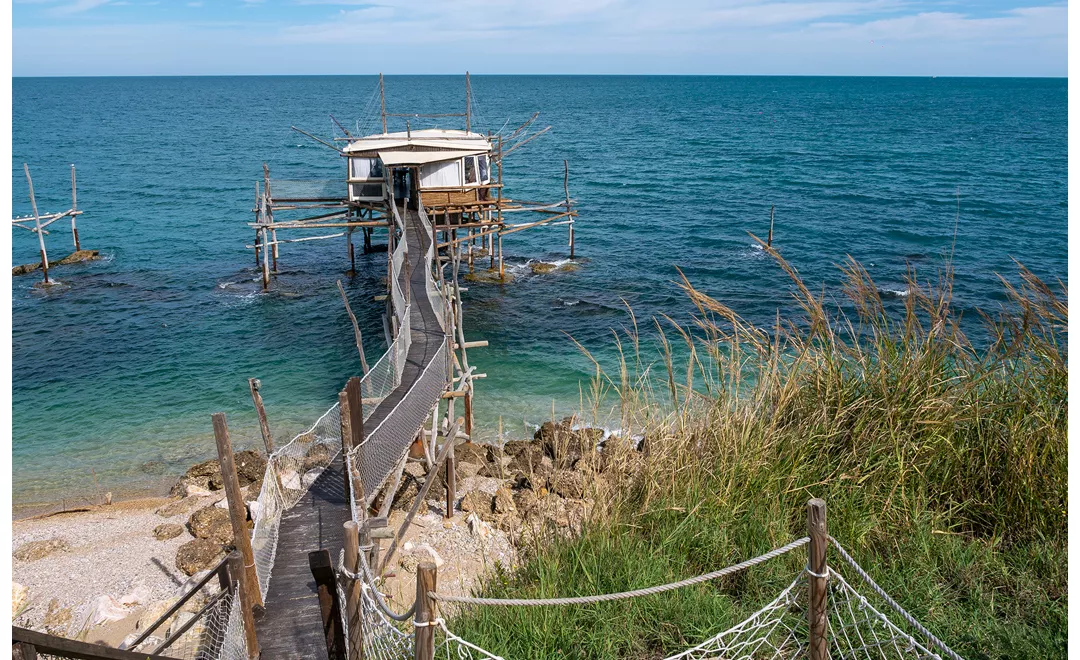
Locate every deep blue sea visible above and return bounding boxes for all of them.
[11,76,1067,512]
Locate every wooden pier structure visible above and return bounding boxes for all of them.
[228,74,577,658]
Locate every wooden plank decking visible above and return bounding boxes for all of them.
[254,204,444,658]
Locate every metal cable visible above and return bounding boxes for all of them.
[828,536,965,660]
[430,537,809,606]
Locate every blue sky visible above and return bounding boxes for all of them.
[12,0,1067,76]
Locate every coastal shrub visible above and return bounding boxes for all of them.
[447,244,1067,659]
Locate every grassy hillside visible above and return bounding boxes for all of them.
[447,246,1067,659]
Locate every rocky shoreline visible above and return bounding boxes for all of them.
[11,416,644,647]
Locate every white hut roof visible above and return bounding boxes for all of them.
[343,129,492,155]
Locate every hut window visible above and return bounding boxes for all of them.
[419,160,463,188]
[478,155,489,184]
[350,157,384,181]
[464,156,477,185]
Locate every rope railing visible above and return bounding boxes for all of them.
[428,537,810,607]
[829,537,964,660]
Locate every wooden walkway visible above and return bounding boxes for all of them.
[254,205,444,658]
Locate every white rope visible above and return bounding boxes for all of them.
[431,538,809,606]
[828,537,965,660]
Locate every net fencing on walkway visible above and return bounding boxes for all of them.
[335,534,967,660]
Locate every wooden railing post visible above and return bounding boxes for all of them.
[445,443,456,520]
[414,562,438,660]
[248,378,274,455]
[212,413,265,640]
[309,549,346,660]
[807,498,828,660]
[343,521,364,660]
[226,551,260,660]
[345,377,367,512]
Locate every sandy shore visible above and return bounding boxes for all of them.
[11,494,220,646]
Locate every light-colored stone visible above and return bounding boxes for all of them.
[493,488,516,515]
[89,594,128,625]
[12,583,29,619]
[119,584,151,608]
[153,523,185,541]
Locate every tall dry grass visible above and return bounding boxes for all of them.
[451,246,1067,659]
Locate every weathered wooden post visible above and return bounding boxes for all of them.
[248,378,274,455]
[308,549,346,660]
[212,413,266,623]
[23,164,49,285]
[225,550,260,660]
[807,498,828,660]
[339,389,354,506]
[343,521,364,660]
[414,562,438,660]
[445,444,456,520]
[70,164,80,252]
[768,205,775,248]
[345,376,367,510]
[564,159,574,259]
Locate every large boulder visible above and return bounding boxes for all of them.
[459,491,494,520]
[234,450,267,485]
[550,470,586,499]
[175,539,227,576]
[493,487,516,515]
[13,538,69,562]
[171,450,267,497]
[454,442,494,466]
[536,418,602,468]
[156,496,202,518]
[187,506,233,544]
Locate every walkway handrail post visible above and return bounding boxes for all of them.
[343,521,364,660]
[211,413,265,613]
[345,376,367,513]
[807,497,828,660]
[227,549,260,660]
[414,562,438,660]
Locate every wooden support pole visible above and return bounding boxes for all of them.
[347,228,356,273]
[445,441,456,520]
[768,205,775,248]
[308,549,347,660]
[223,552,260,659]
[23,164,49,285]
[260,227,270,290]
[463,392,473,438]
[70,164,80,251]
[498,233,504,281]
[247,378,274,455]
[807,498,828,660]
[413,563,438,660]
[346,376,367,509]
[380,73,387,134]
[338,280,370,375]
[564,159,574,259]
[343,521,364,660]
[211,413,265,613]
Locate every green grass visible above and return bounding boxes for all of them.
[445,246,1067,659]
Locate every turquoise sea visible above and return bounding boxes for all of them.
[11,76,1067,513]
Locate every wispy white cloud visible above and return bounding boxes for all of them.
[50,0,111,14]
